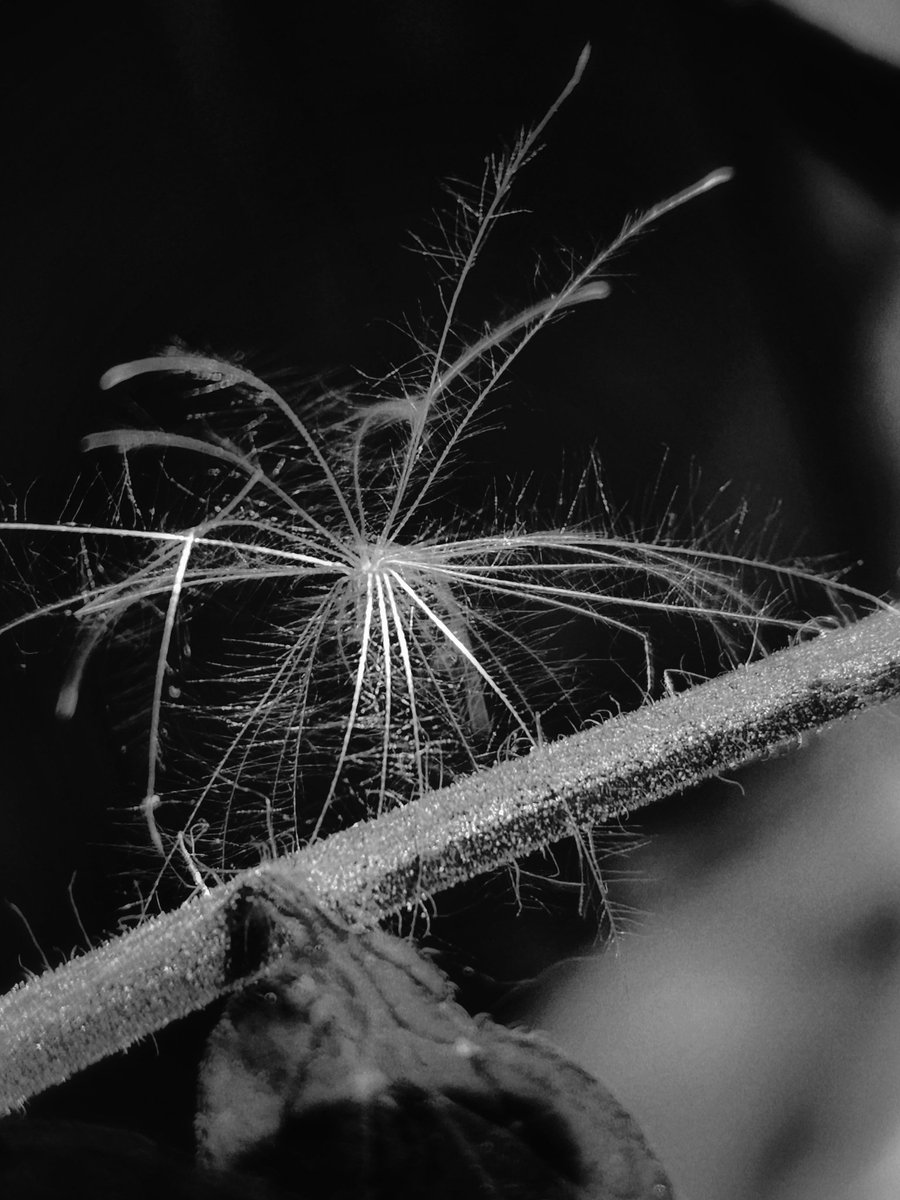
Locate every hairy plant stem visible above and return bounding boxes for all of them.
[2,607,900,1114]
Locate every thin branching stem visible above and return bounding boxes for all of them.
[2,607,899,1115]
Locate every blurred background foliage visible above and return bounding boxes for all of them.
[1,2,899,1196]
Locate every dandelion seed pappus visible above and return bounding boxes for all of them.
[197,878,675,1200]
[0,40,867,925]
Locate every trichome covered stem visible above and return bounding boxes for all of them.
[1,605,899,1114]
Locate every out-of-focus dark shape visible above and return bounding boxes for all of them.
[0,1118,287,1199]
[757,0,900,66]
[721,0,900,206]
